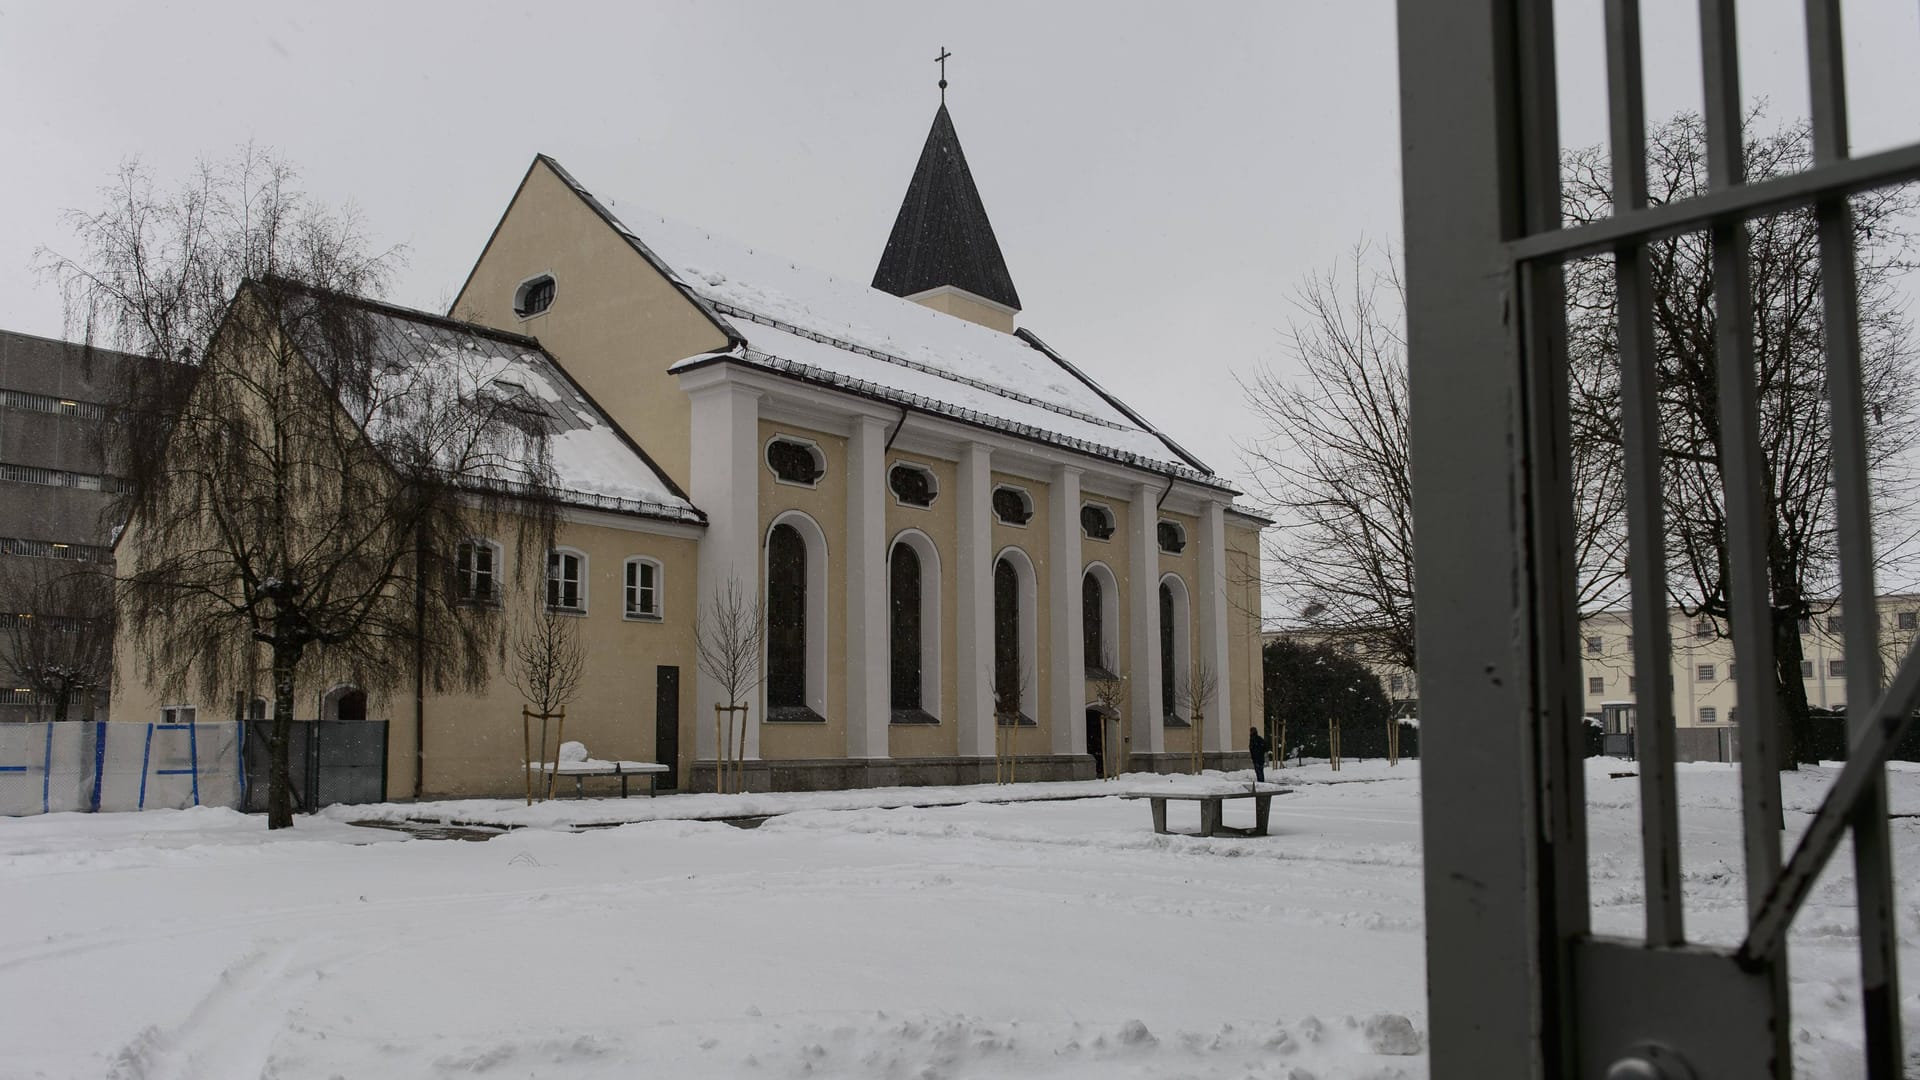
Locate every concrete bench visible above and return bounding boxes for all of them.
[1119,781,1290,837]
[530,743,669,798]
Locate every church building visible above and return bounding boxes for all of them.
[113,98,1267,796]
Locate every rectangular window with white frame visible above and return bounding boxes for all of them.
[160,705,197,725]
[1696,664,1714,682]
[624,557,662,620]
[1699,707,1717,724]
[455,539,499,605]
[547,549,586,613]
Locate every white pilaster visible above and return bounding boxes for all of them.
[1197,500,1234,754]
[687,379,763,762]
[955,443,996,757]
[1049,464,1086,755]
[846,416,890,759]
[1129,482,1165,755]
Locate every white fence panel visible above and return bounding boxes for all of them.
[0,721,244,816]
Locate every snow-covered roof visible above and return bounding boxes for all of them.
[283,287,700,525]
[539,158,1224,487]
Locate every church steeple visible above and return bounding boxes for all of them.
[873,92,1022,332]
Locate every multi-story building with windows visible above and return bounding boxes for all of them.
[1278,595,1920,761]
[0,329,149,722]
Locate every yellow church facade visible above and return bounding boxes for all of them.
[114,103,1267,797]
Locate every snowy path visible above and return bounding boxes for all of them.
[1,761,1915,1078]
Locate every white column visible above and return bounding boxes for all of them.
[1197,500,1234,754]
[1128,481,1165,756]
[688,380,762,762]
[845,416,890,759]
[1049,465,1086,755]
[955,442,996,757]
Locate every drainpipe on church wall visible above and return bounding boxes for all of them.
[413,524,427,799]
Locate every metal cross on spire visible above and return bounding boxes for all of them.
[935,47,951,104]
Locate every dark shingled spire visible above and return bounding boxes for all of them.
[872,104,1021,312]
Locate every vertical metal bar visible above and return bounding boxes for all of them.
[187,718,201,807]
[1397,0,1553,1072]
[40,720,52,815]
[1511,7,1589,1076]
[1605,0,1686,948]
[1804,3,1904,1073]
[1698,0,1787,915]
[1697,8,1794,1073]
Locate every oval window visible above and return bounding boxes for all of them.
[992,486,1033,526]
[889,463,936,508]
[1080,504,1115,541]
[514,275,556,318]
[767,439,825,485]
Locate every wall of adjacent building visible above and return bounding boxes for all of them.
[112,512,702,801]
[451,158,730,493]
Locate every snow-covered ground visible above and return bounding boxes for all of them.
[1,759,1915,1079]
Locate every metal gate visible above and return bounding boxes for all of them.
[242,720,389,812]
[1398,2,1915,1076]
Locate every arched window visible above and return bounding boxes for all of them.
[891,545,923,711]
[321,684,367,723]
[889,530,941,724]
[767,523,808,711]
[993,549,1038,725]
[995,559,1022,720]
[624,557,662,619]
[1083,571,1111,677]
[1083,563,1121,679]
[1159,575,1193,725]
[1157,520,1187,555]
[546,548,586,613]
[765,513,828,721]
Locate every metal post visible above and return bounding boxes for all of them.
[1604,0,1685,948]
[1397,0,1553,1071]
[1803,2,1903,1070]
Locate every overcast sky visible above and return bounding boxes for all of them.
[4,1,1919,497]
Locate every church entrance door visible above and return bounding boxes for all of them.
[1085,708,1105,778]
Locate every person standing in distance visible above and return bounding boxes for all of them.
[1247,727,1269,783]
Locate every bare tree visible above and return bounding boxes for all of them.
[0,561,114,722]
[993,660,1032,785]
[1087,646,1128,780]
[695,575,765,794]
[44,150,557,827]
[507,606,586,801]
[1244,247,1627,672]
[1176,655,1219,775]
[1562,111,1920,766]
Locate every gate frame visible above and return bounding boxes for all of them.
[1398,1,1915,1076]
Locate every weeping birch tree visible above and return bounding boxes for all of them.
[42,150,557,826]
